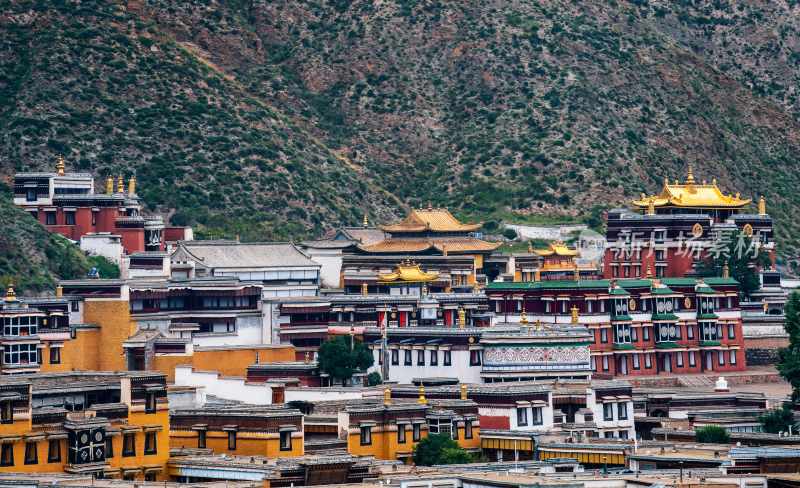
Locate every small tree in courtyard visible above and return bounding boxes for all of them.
[695,425,730,443]
[317,335,373,386]
[759,404,798,434]
[413,434,472,466]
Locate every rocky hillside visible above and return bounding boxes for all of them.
[2,1,800,260]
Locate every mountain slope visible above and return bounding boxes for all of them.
[2,0,800,262]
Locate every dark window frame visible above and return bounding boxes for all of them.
[105,437,114,458]
[412,423,421,441]
[197,430,206,449]
[429,350,438,366]
[417,349,425,366]
[45,212,56,225]
[47,439,61,463]
[122,433,136,457]
[404,350,412,366]
[360,426,372,446]
[0,443,13,467]
[397,424,406,444]
[464,420,473,439]
[49,347,61,365]
[24,441,38,465]
[64,212,75,226]
[280,431,292,451]
[391,350,399,365]
[227,431,237,451]
[443,350,452,366]
[144,432,157,455]
[517,407,528,427]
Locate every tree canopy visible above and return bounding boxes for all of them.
[759,404,798,434]
[695,425,730,443]
[413,434,472,466]
[778,292,800,402]
[317,335,374,386]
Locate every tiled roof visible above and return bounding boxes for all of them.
[381,208,482,233]
[360,237,499,254]
[486,277,738,291]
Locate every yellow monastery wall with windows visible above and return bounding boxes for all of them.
[346,425,428,461]
[191,345,296,376]
[40,328,101,373]
[169,430,304,458]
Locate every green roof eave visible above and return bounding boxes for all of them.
[651,313,679,321]
[655,342,682,349]
[697,313,719,320]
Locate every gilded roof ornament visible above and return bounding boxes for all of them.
[56,155,65,176]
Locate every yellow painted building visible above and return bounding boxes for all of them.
[169,405,304,458]
[0,371,170,481]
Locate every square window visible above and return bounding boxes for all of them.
[26,189,37,202]
[65,212,75,225]
[45,212,56,225]
[49,347,61,365]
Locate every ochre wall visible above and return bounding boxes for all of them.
[170,430,303,457]
[191,345,296,377]
[83,300,137,371]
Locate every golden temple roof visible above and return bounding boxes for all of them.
[360,237,500,254]
[632,166,750,209]
[378,262,439,283]
[534,242,579,257]
[381,207,482,233]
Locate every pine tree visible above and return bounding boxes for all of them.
[778,293,800,402]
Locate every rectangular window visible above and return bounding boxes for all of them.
[645,354,652,369]
[677,352,684,367]
[643,326,650,341]
[687,325,694,339]
[47,440,60,463]
[730,350,737,365]
[603,403,614,421]
[600,329,608,343]
[122,434,136,457]
[718,352,725,366]
[517,407,528,426]
[469,350,482,366]
[197,430,206,449]
[633,354,640,369]
[1,401,13,423]
[417,350,425,366]
[444,350,452,366]
[404,350,412,366]
[451,422,459,440]
[91,211,97,226]
[1,444,13,467]
[728,324,735,340]
[49,347,61,365]
[391,350,399,365]
[619,430,629,440]
[602,355,609,371]
[631,327,638,342]
[46,212,56,225]
[413,423,421,441]
[532,407,543,426]
[397,425,406,444]
[617,403,628,420]
[280,431,292,451]
[106,437,114,458]
[465,420,473,439]
[24,442,38,465]
[26,189,37,202]
[360,426,372,446]
[227,431,236,450]
[430,350,438,366]
[145,392,156,414]
[689,351,696,367]
[144,432,157,455]
[64,212,75,225]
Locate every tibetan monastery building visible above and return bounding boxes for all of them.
[336,206,500,293]
[605,166,775,279]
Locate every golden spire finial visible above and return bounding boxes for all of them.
[384,387,392,406]
[712,177,717,186]
[363,213,369,227]
[5,283,17,302]
[663,176,669,187]
[56,155,65,176]
[686,165,695,185]
[361,283,368,296]
[128,175,136,196]
[106,176,114,194]
[460,384,468,401]
[117,175,124,193]
[417,385,427,405]
[520,309,528,325]
[647,199,655,216]
[571,305,579,324]
[758,195,766,216]
[722,262,730,279]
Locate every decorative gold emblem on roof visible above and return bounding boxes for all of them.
[377,261,439,284]
[743,223,754,237]
[56,155,65,176]
[633,167,750,209]
[4,283,17,302]
[692,223,703,238]
[758,196,766,216]
[534,241,579,257]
